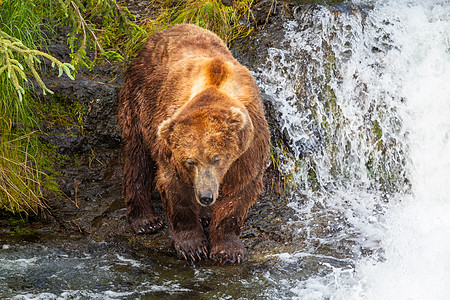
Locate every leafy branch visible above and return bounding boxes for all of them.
[56,0,146,68]
[57,0,104,67]
[0,30,75,101]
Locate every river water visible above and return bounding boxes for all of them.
[1,0,450,299]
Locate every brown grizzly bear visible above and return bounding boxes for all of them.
[118,24,270,264]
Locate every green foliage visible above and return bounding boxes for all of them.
[145,0,256,45]
[0,121,54,214]
[0,0,76,123]
[66,1,134,66]
[95,5,148,62]
[0,30,75,102]
[34,0,148,68]
[0,0,72,214]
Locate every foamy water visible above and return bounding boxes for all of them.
[355,2,450,298]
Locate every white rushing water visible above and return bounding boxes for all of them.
[256,0,450,298]
[356,1,450,298]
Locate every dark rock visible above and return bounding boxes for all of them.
[41,135,90,155]
[83,88,122,149]
[36,75,123,150]
[249,0,280,27]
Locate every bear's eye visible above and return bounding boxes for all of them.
[186,159,195,167]
[213,156,221,165]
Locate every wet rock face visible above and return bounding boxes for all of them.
[41,135,90,155]
[231,1,297,149]
[231,1,296,64]
[232,2,355,157]
[221,0,234,6]
[83,87,122,149]
[40,71,123,150]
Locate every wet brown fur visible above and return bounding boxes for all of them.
[118,24,270,264]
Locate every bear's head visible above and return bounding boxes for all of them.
[158,96,253,207]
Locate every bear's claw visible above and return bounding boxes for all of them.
[173,232,209,262]
[130,216,164,234]
[180,245,208,262]
[176,244,208,262]
[210,235,246,264]
[210,248,246,264]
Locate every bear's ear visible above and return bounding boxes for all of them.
[158,118,174,145]
[226,106,248,131]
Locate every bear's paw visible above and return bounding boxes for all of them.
[129,213,164,235]
[210,234,246,264]
[172,230,209,262]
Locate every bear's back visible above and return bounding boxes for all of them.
[144,24,234,68]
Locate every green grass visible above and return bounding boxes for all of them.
[0,121,51,214]
[1,0,46,214]
[0,0,147,214]
[0,0,72,214]
[1,0,135,214]
[143,0,257,45]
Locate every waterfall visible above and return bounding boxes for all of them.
[257,0,450,298]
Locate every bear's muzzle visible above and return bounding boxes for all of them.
[199,192,214,206]
[195,167,219,206]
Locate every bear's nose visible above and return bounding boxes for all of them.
[199,193,214,206]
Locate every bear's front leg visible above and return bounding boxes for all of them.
[123,136,163,234]
[159,180,208,262]
[208,175,264,264]
[209,205,247,264]
[208,182,261,264]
